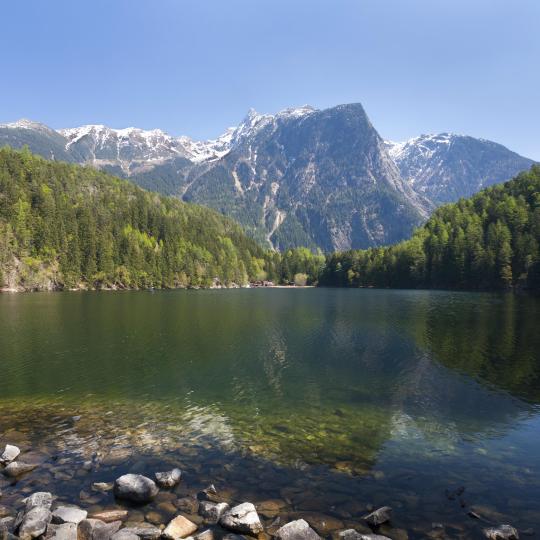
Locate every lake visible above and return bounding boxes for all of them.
[1,289,539,538]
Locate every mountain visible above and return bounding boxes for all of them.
[0,148,266,291]
[385,133,535,205]
[0,105,534,251]
[321,164,540,291]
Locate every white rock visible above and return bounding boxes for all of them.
[220,502,263,535]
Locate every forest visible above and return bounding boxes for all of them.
[0,147,270,290]
[319,165,540,291]
[0,147,538,292]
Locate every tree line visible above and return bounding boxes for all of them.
[319,165,540,291]
[0,147,538,292]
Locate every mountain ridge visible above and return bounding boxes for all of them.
[0,103,534,251]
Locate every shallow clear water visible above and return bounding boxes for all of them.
[1,289,539,538]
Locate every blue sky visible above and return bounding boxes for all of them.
[1,0,539,158]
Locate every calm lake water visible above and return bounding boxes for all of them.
[1,289,539,538]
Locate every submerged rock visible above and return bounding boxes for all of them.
[155,468,182,489]
[220,502,263,535]
[363,507,392,527]
[77,519,122,540]
[0,445,20,465]
[51,506,87,525]
[275,519,321,540]
[19,507,52,540]
[3,462,38,478]
[483,525,519,540]
[162,516,198,540]
[91,483,114,493]
[199,501,229,524]
[176,497,199,515]
[88,511,128,524]
[113,474,158,503]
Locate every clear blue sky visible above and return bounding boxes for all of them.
[1,0,539,158]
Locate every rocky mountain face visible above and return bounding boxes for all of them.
[0,106,534,251]
[385,133,535,205]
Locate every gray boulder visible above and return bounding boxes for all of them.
[19,506,52,540]
[44,523,78,540]
[113,474,158,503]
[483,525,519,540]
[340,533,391,540]
[155,468,182,489]
[24,493,54,511]
[363,507,392,527]
[220,503,263,535]
[0,445,20,465]
[51,506,87,525]
[77,519,122,540]
[120,526,162,540]
[275,519,321,540]
[199,501,229,524]
[111,531,140,540]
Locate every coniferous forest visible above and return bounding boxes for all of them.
[0,148,268,290]
[320,165,540,291]
[0,147,538,292]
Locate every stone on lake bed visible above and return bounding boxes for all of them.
[199,501,230,524]
[88,510,128,524]
[483,525,520,540]
[275,519,321,540]
[51,506,87,525]
[220,502,263,535]
[19,506,52,540]
[155,468,182,488]
[163,515,198,540]
[113,474,159,503]
[91,483,114,493]
[0,445,20,464]
[176,497,199,514]
[363,507,392,527]
[3,462,38,478]
[77,519,122,540]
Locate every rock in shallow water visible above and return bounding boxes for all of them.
[111,531,140,540]
[339,532,392,540]
[88,511,128,524]
[155,468,182,489]
[199,501,229,524]
[19,506,52,540]
[51,506,87,525]
[220,502,263,535]
[483,525,519,540]
[120,525,162,540]
[77,519,122,540]
[363,507,392,527]
[44,522,77,540]
[113,474,159,503]
[162,516,198,540]
[3,462,38,478]
[275,519,321,540]
[0,445,20,465]
[25,492,53,511]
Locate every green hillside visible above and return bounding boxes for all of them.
[0,148,267,291]
[320,165,540,291]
